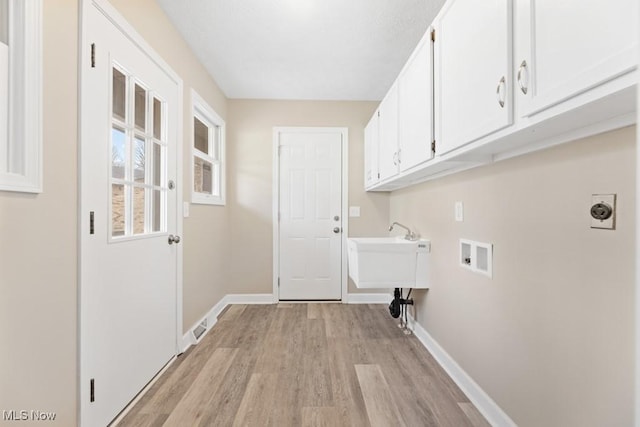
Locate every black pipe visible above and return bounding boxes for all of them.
[389,287,413,318]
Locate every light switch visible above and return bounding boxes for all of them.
[183,202,190,218]
[455,201,464,222]
[349,206,361,217]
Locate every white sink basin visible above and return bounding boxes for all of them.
[347,237,430,289]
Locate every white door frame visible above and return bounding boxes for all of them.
[272,127,349,302]
[78,0,184,424]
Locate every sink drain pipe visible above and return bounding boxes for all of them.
[389,288,413,319]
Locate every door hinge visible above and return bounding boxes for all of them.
[431,29,436,42]
[89,211,95,235]
[431,140,436,153]
[91,43,96,68]
[90,379,95,403]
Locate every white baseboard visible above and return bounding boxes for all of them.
[225,293,276,304]
[346,292,391,304]
[180,296,228,352]
[407,315,516,427]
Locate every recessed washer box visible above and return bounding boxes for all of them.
[460,239,493,278]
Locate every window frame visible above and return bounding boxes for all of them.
[0,0,42,193]
[191,90,225,206]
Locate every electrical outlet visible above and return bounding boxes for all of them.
[590,194,616,230]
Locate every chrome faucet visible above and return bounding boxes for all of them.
[389,222,418,241]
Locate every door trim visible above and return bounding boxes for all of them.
[78,1,184,425]
[272,127,349,303]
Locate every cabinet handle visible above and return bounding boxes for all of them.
[393,152,398,166]
[517,60,528,95]
[496,76,506,108]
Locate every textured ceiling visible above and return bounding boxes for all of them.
[157,0,446,101]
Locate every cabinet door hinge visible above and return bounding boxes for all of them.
[431,29,436,42]
[91,43,96,68]
[90,379,95,402]
[431,140,436,153]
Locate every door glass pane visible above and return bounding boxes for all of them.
[111,126,126,179]
[110,64,167,238]
[112,184,125,237]
[133,186,146,234]
[194,157,212,194]
[112,69,126,120]
[134,136,145,183]
[152,189,161,232]
[0,0,7,46]
[152,142,161,186]
[153,98,162,140]
[134,84,146,131]
[194,117,208,154]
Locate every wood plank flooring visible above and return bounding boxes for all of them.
[117,304,490,427]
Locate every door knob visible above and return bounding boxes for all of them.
[333,227,341,234]
[168,234,181,245]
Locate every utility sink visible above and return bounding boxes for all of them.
[347,237,430,289]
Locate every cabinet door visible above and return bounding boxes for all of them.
[398,35,433,172]
[515,0,638,117]
[435,0,512,155]
[378,81,399,181]
[364,112,379,188]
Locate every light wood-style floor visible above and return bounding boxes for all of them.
[118,304,490,427]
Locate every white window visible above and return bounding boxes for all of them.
[191,90,225,205]
[110,66,167,239]
[0,0,42,193]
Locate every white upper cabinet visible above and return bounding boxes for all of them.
[398,33,434,172]
[515,0,638,117]
[378,81,400,181]
[435,0,513,155]
[365,0,637,192]
[364,112,379,188]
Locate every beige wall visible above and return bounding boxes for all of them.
[0,0,78,425]
[390,126,636,426]
[226,100,390,295]
[109,0,230,332]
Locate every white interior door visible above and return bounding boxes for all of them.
[278,129,343,300]
[80,3,180,426]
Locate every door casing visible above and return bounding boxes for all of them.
[272,127,349,302]
[77,0,184,424]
